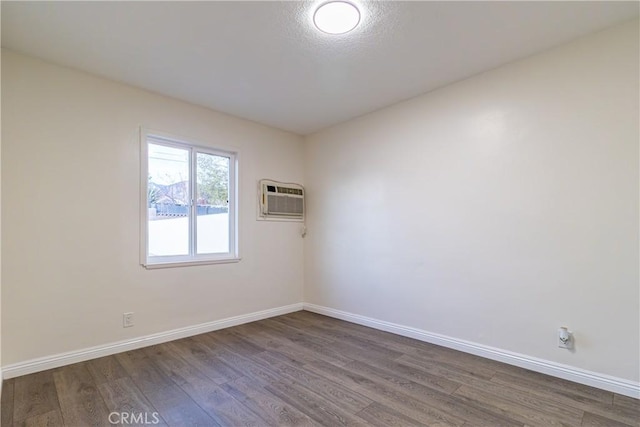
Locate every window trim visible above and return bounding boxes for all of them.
[140,128,240,269]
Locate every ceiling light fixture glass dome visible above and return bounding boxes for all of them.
[313,1,361,35]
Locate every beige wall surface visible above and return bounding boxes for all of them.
[1,50,304,365]
[304,21,639,382]
[2,20,638,388]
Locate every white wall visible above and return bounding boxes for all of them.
[1,50,304,366]
[304,20,639,383]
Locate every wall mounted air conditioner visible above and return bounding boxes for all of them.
[259,179,304,221]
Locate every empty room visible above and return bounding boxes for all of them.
[1,1,639,426]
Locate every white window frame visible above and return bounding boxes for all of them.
[140,129,240,269]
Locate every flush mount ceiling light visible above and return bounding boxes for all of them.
[313,1,361,35]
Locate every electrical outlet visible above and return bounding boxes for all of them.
[558,327,572,349]
[123,312,134,328]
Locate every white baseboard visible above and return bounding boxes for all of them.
[2,303,303,379]
[303,303,640,399]
[3,301,638,399]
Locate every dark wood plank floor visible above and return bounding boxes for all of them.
[2,311,639,426]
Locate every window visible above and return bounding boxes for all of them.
[141,130,238,268]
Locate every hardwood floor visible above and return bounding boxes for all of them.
[2,311,638,426]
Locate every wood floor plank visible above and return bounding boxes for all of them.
[405,340,517,377]
[345,359,519,427]
[221,376,318,427]
[264,380,366,426]
[255,327,355,367]
[1,378,15,427]
[195,335,284,386]
[251,347,306,368]
[581,411,635,427]
[316,337,404,366]
[53,363,111,427]
[397,353,495,391]
[227,323,287,351]
[314,327,406,361]
[444,371,583,423]
[202,329,265,356]
[290,318,422,356]
[142,383,219,427]
[164,339,244,385]
[259,320,350,359]
[13,371,59,423]
[351,353,461,395]
[274,316,403,358]
[261,318,335,346]
[401,352,586,425]
[97,377,167,426]
[289,311,433,353]
[613,394,640,412]
[145,343,266,426]
[305,359,473,427]
[270,316,406,363]
[405,347,497,380]
[454,385,581,427]
[19,409,63,427]
[491,372,639,426]
[356,402,425,427]
[114,349,174,395]
[142,344,207,387]
[486,363,613,405]
[85,356,129,385]
[252,350,373,414]
[181,386,265,427]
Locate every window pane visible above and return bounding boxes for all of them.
[148,143,190,256]
[196,152,229,254]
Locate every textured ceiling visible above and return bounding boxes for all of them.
[2,1,638,135]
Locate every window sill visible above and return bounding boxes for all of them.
[143,257,241,269]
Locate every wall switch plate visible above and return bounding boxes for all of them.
[123,312,134,328]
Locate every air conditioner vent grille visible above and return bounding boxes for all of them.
[267,194,303,215]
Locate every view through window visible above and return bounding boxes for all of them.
[144,134,237,266]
